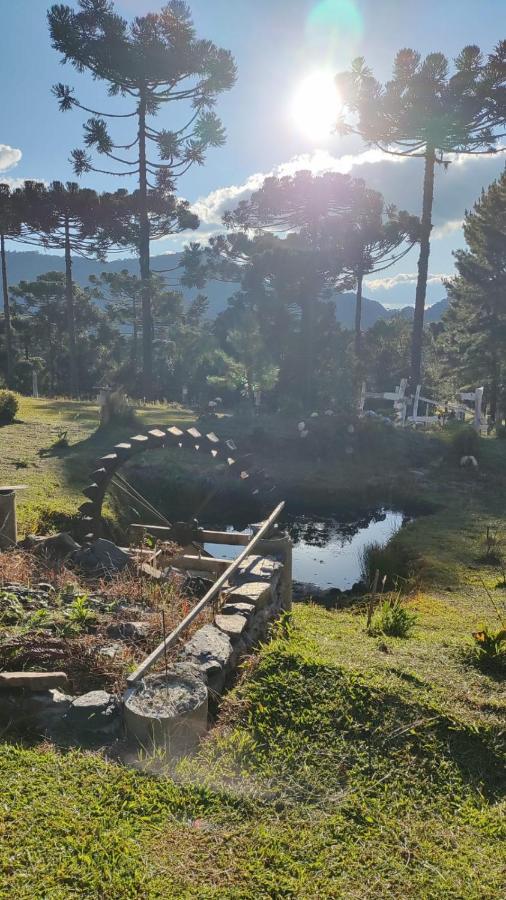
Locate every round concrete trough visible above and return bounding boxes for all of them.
[123,670,208,758]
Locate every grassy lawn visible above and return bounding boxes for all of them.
[0,396,194,534]
[0,399,505,897]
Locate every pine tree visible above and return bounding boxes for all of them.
[336,43,506,385]
[48,0,236,397]
[0,182,48,385]
[444,169,506,421]
[20,181,111,398]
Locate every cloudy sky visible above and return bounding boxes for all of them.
[1,0,505,307]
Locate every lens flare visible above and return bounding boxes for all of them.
[291,70,342,142]
[307,0,363,54]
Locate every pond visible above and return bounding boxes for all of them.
[204,509,405,591]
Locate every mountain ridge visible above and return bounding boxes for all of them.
[3,250,448,326]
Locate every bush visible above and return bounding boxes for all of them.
[496,425,506,440]
[446,425,480,461]
[0,390,19,424]
[370,596,417,638]
[469,625,506,673]
[99,391,137,428]
[360,539,418,591]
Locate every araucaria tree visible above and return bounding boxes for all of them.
[21,181,108,398]
[444,170,506,423]
[336,43,506,385]
[48,0,236,396]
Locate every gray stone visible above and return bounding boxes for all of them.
[214,613,247,643]
[72,539,130,575]
[106,621,151,640]
[220,601,255,618]
[24,532,81,562]
[237,555,282,581]
[182,624,234,678]
[227,581,272,609]
[69,690,120,733]
[97,642,123,659]
[0,671,69,691]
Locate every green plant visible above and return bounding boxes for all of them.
[447,424,480,462]
[65,593,96,629]
[369,596,417,638]
[360,539,418,591]
[470,626,506,672]
[0,591,24,625]
[496,424,506,440]
[0,390,19,425]
[99,391,138,428]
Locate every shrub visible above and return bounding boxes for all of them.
[496,425,506,440]
[360,539,418,591]
[446,424,480,461]
[99,390,137,428]
[0,390,19,424]
[370,596,417,638]
[469,625,506,673]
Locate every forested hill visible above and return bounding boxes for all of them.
[4,250,448,326]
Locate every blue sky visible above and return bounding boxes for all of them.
[1,0,505,307]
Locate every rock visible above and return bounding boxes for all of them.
[460,455,478,468]
[220,601,256,618]
[237,555,282,581]
[72,538,131,575]
[182,624,234,678]
[214,613,247,643]
[69,690,120,734]
[24,532,81,562]
[97,642,123,659]
[227,581,272,609]
[0,671,69,691]
[106,621,151,640]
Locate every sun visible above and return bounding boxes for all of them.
[290,70,341,141]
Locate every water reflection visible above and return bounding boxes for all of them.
[204,509,405,591]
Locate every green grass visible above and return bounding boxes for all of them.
[0,396,194,534]
[1,402,505,896]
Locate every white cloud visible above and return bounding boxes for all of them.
[191,145,505,240]
[192,148,405,227]
[432,218,463,240]
[365,272,449,292]
[0,144,22,173]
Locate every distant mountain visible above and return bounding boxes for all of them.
[3,250,448,327]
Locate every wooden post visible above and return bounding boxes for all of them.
[0,488,17,549]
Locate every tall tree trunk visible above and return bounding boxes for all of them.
[410,145,436,387]
[64,216,79,398]
[354,268,364,357]
[138,88,153,398]
[132,292,138,371]
[1,232,13,387]
[489,304,498,420]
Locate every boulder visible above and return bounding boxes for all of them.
[72,539,130,575]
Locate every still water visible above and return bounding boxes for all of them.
[204,509,405,591]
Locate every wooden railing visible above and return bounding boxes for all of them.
[126,501,285,686]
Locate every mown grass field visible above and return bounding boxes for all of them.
[0,398,505,898]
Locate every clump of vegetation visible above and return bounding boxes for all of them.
[476,525,502,565]
[369,595,417,638]
[360,538,418,591]
[446,424,481,462]
[0,390,19,424]
[99,391,138,428]
[469,626,506,673]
